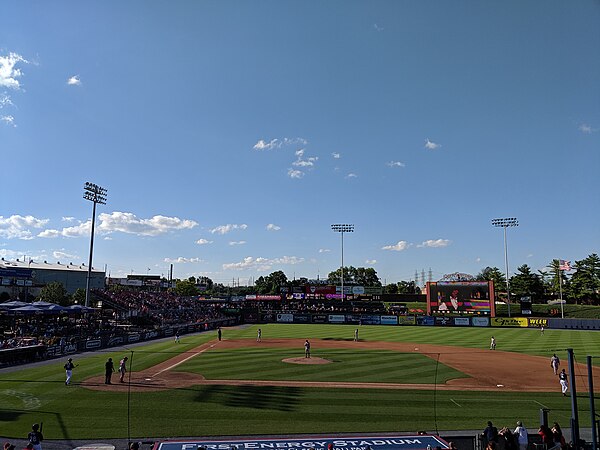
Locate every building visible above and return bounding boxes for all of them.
[0,258,105,298]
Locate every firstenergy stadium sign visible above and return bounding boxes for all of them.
[156,435,449,450]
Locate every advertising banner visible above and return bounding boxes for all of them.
[164,328,174,336]
[472,317,490,327]
[416,316,435,326]
[345,314,361,324]
[325,294,344,299]
[260,312,275,323]
[85,339,102,350]
[306,285,336,295]
[434,316,454,326]
[277,313,294,323]
[293,314,311,323]
[454,317,471,326]
[352,286,365,295]
[380,315,398,325]
[144,331,159,340]
[128,334,140,343]
[328,314,346,323]
[364,286,383,295]
[360,315,381,325]
[397,316,416,325]
[528,318,548,328]
[312,314,328,324]
[156,435,449,450]
[107,336,125,346]
[491,317,528,327]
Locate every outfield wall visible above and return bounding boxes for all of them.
[242,310,600,330]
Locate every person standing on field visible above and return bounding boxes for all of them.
[551,354,560,375]
[104,357,115,384]
[257,328,262,342]
[354,328,359,342]
[559,369,568,396]
[490,336,496,350]
[64,358,76,385]
[218,327,222,341]
[119,356,128,383]
[304,339,311,358]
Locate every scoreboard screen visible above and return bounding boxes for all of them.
[427,281,495,316]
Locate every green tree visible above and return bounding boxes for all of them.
[509,264,544,300]
[173,279,200,296]
[568,254,600,304]
[71,288,86,306]
[397,280,419,294]
[384,283,398,294]
[40,281,69,305]
[254,271,288,294]
[197,276,214,290]
[475,267,506,294]
[327,266,381,286]
[540,260,569,297]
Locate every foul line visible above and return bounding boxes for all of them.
[450,398,462,407]
[533,400,549,409]
[153,344,216,377]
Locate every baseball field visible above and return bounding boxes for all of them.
[1,324,600,440]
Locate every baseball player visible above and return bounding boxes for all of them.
[304,339,311,358]
[174,330,180,343]
[257,328,262,342]
[27,423,43,450]
[559,369,568,396]
[64,358,76,385]
[104,357,115,384]
[354,328,359,342]
[550,354,560,375]
[119,356,128,383]
[490,336,496,350]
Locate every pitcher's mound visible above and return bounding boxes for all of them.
[282,357,332,365]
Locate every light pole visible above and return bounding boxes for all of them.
[492,217,518,317]
[83,182,107,307]
[331,224,354,300]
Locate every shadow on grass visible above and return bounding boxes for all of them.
[193,385,301,412]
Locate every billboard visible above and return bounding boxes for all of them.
[491,317,528,328]
[427,281,495,316]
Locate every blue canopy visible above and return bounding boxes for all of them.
[0,300,29,309]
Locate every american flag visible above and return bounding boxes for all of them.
[559,260,571,271]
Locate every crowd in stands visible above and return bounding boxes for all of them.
[242,299,389,314]
[482,420,567,450]
[94,289,229,325]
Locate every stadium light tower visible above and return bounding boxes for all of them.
[331,224,354,300]
[83,182,107,307]
[491,217,519,317]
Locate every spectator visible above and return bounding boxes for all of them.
[514,421,528,450]
[483,421,499,446]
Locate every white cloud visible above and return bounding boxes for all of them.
[0,52,27,90]
[424,138,441,150]
[222,255,304,271]
[387,161,406,168]
[579,123,596,134]
[103,236,113,241]
[287,168,304,179]
[195,238,213,245]
[374,24,384,32]
[61,216,76,222]
[97,212,198,236]
[332,152,341,159]
[229,240,247,246]
[1,115,16,127]
[346,173,357,179]
[366,259,377,265]
[318,248,330,253]
[0,94,14,108]
[38,212,198,239]
[417,239,451,248]
[292,149,318,168]
[164,257,202,264]
[0,215,49,239]
[209,223,248,235]
[53,250,77,260]
[266,223,281,231]
[67,75,81,86]
[476,257,481,263]
[253,137,307,151]
[382,241,410,251]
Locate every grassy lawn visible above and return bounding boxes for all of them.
[1,324,599,439]
[180,347,467,384]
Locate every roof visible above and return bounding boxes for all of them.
[0,259,104,273]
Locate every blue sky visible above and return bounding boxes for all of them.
[1,1,598,286]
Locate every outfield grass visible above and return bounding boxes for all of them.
[1,324,599,439]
